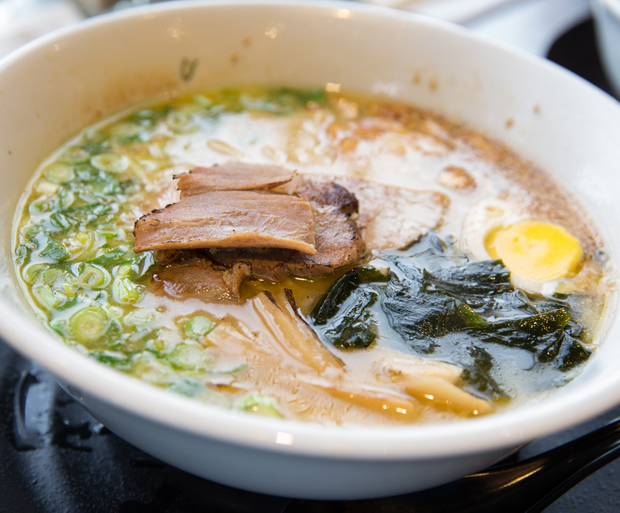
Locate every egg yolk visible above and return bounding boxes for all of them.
[485,220,583,282]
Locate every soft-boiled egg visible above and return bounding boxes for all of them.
[461,200,584,287]
[485,220,583,282]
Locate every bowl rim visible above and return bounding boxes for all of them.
[2,0,620,461]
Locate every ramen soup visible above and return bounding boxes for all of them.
[12,88,613,426]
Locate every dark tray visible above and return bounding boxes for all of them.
[1,18,618,513]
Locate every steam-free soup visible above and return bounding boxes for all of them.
[13,87,612,425]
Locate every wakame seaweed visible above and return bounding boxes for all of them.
[308,233,593,400]
[310,267,391,349]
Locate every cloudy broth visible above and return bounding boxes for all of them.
[12,87,613,426]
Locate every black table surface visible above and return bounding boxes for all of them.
[1,18,619,513]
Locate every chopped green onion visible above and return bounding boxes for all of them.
[124,307,160,327]
[112,277,143,304]
[61,146,91,164]
[108,122,142,144]
[112,258,152,282]
[73,163,99,182]
[76,263,111,289]
[168,379,204,397]
[49,213,76,230]
[206,104,226,116]
[38,268,75,287]
[57,188,76,210]
[90,247,127,266]
[22,263,48,284]
[91,203,114,217]
[90,350,133,370]
[124,252,155,281]
[167,343,211,370]
[35,180,59,196]
[129,105,171,125]
[69,306,110,345]
[29,198,53,214]
[91,153,129,173]
[166,105,201,133]
[193,95,213,108]
[130,350,180,383]
[115,264,133,278]
[40,240,69,262]
[65,231,99,260]
[97,225,119,238]
[237,395,284,418]
[184,315,215,339]
[14,244,31,265]
[35,269,77,306]
[32,283,67,310]
[211,363,248,375]
[43,163,75,184]
[130,110,158,122]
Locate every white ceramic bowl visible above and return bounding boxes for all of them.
[1,0,620,500]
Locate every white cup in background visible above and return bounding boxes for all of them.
[592,0,620,98]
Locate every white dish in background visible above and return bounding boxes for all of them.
[592,0,620,97]
[1,0,620,500]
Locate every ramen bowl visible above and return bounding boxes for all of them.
[1,0,620,500]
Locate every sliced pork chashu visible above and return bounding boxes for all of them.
[286,203,365,276]
[212,175,447,279]
[281,175,449,251]
[133,190,317,255]
[152,257,251,302]
[296,181,359,217]
[210,203,365,280]
[136,166,446,283]
[176,162,296,197]
[209,180,365,279]
[333,177,449,251]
